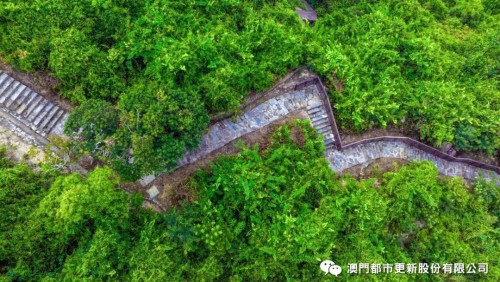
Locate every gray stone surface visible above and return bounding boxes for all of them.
[0,71,68,140]
[176,84,334,167]
[296,0,317,22]
[139,174,157,187]
[140,81,338,185]
[1,70,496,186]
[140,73,499,186]
[326,141,498,183]
[147,185,160,199]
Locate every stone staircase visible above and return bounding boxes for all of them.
[0,71,68,137]
[136,70,498,189]
[307,104,336,150]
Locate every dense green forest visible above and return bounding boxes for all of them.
[1,0,498,179]
[0,1,498,280]
[0,123,498,281]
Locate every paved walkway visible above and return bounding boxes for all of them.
[0,68,497,189]
[328,139,498,181]
[140,69,499,187]
[0,71,69,143]
[176,82,335,166]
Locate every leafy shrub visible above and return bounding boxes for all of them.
[1,124,498,281]
[64,99,120,154]
[1,0,498,178]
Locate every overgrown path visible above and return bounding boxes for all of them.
[0,68,497,203]
[140,69,499,196]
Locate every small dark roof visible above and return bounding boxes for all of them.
[295,0,317,22]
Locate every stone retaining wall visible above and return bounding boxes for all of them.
[304,77,499,183]
[140,73,339,185]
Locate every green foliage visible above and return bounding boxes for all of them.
[43,0,306,180]
[49,28,126,103]
[2,0,497,179]
[0,166,144,281]
[0,151,55,274]
[178,121,334,280]
[176,123,498,281]
[1,1,499,278]
[0,123,498,281]
[64,99,120,154]
[308,0,499,153]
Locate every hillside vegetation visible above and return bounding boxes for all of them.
[0,123,498,281]
[0,0,498,178]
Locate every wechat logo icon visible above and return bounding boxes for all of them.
[320,260,342,276]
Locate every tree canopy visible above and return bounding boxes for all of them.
[1,0,497,179]
[0,123,497,281]
[0,1,498,281]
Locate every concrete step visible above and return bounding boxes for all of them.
[0,73,69,138]
[9,86,31,112]
[20,92,41,116]
[33,103,54,126]
[27,98,48,122]
[0,82,21,105]
[310,113,327,123]
[307,105,323,115]
[325,132,336,140]
[308,107,325,117]
[0,73,12,92]
[312,118,330,128]
[326,143,336,150]
[316,120,331,129]
[309,113,328,123]
[0,72,8,85]
[325,138,335,146]
[49,112,69,135]
[316,123,332,133]
[43,109,65,132]
[318,129,333,138]
[5,84,27,108]
[0,79,18,103]
[38,105,60,130]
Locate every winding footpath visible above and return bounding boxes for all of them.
[0,69,497,188]
[141,69,499,187]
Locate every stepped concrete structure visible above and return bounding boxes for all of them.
[140,69,499,188]
[0,68,497,191]
[174,75,340,168]
[0,71,69,144]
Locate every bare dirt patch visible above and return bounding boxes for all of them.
[0,56,73,111]
[0,117,45,164]
[291,126,306,147]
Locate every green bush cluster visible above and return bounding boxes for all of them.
[308,0,499,154]
[0,0,498,179]
[0,123,498,281]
